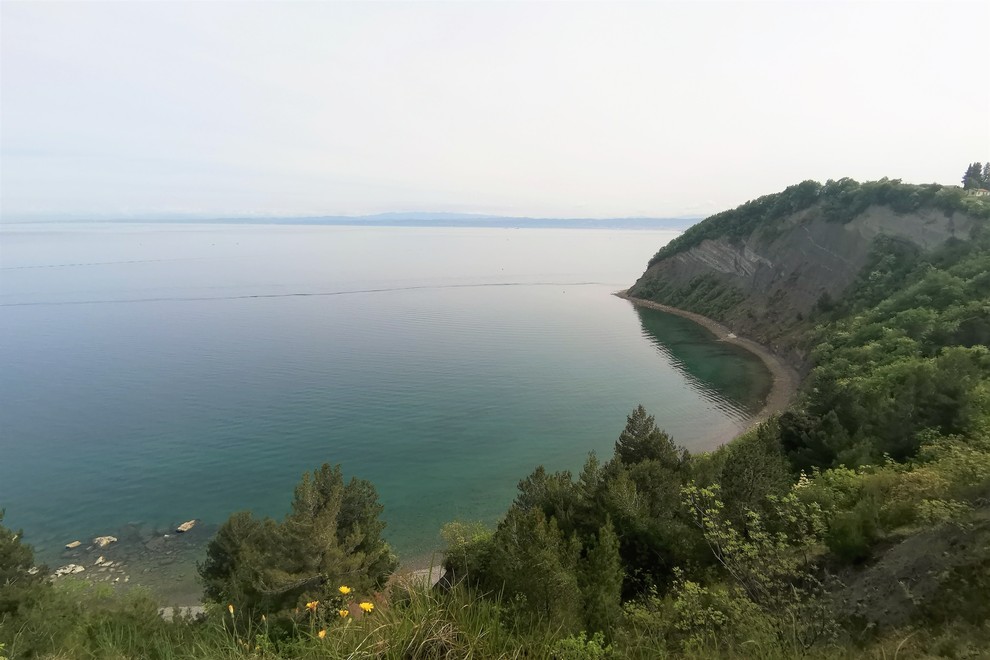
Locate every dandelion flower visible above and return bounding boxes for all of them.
[338,608,349,618]
[359,602,374,613]
[318,629,327,639]
[338,585,352,595]
[306,600,319,612]
[227,604,235,615]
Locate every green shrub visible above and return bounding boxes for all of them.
[199,463,397,619]
[552,631,613,659]
[0,510,46,619]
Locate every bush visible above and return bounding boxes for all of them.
[199,463,397,618]
[0,510,46,619]
[552,631,613,659]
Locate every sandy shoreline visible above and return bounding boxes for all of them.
[615,290,800,438]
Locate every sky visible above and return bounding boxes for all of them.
[1,1,988,221]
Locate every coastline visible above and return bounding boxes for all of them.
[49,292,798,608]
[614,290,800,435]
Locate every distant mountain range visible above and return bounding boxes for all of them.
[6,212,701,231]
[151,212,701,230]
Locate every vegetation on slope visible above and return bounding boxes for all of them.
[785,227,990,468]
[648,177,990,267]
[2,174,989,658]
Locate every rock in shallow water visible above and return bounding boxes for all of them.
[176,520,196,533]
[53,564,86,577]
[93,536,118,548]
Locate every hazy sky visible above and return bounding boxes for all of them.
[2,1,988,220]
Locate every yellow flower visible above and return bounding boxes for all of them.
[306,600,319,612]
[227,604,234,615]
[318,629,327,639]
[338,608,349,618]
[359,601,374,613]
[338,585,352,595]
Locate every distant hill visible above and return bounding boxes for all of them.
[628,178,990,365]
[155,213,701,231]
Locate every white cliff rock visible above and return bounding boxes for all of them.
[53,564,86,578]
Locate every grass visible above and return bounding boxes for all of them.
[7,576,988,659]
[1,577,562,659]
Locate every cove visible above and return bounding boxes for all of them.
[0,223,770,600]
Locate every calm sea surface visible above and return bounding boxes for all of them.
[0,223,769,597]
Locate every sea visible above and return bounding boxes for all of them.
[0,221,770,601]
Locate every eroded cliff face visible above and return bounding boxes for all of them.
[629,204,976,367]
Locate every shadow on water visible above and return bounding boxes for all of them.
[633,306,772,419]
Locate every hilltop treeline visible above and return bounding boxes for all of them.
[650,178,990,267]
[2,184,989,659]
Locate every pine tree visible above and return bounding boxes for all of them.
[487,507,583,630]
[614,405,681,468]
[580,519,624,640]
[198,464,396,616]
[962,162,983,189]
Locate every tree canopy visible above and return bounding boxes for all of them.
[198,463,397,617]
[962,161,990,190]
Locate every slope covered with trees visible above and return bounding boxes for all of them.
[434,178,990,655]
[629,177,990,364]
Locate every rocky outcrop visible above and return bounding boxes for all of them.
[835,508,990,630]
[629,203,977,367]
[93,535,118,548]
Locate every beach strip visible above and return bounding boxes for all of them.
[614,290,800,431]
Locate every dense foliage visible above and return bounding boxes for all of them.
[627,272,748,321]
[961,161,990,190]
[787,225,990,468]
[436,183,990,656]
[198,463,397,620]
[649,178,990,265]
[0,512,45,621]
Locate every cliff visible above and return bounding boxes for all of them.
[628,179,990,368]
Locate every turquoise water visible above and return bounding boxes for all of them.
[0,223,769,593]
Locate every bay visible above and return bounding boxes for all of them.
[0,223,769,597]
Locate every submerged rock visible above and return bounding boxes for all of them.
[145,536,166,552]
